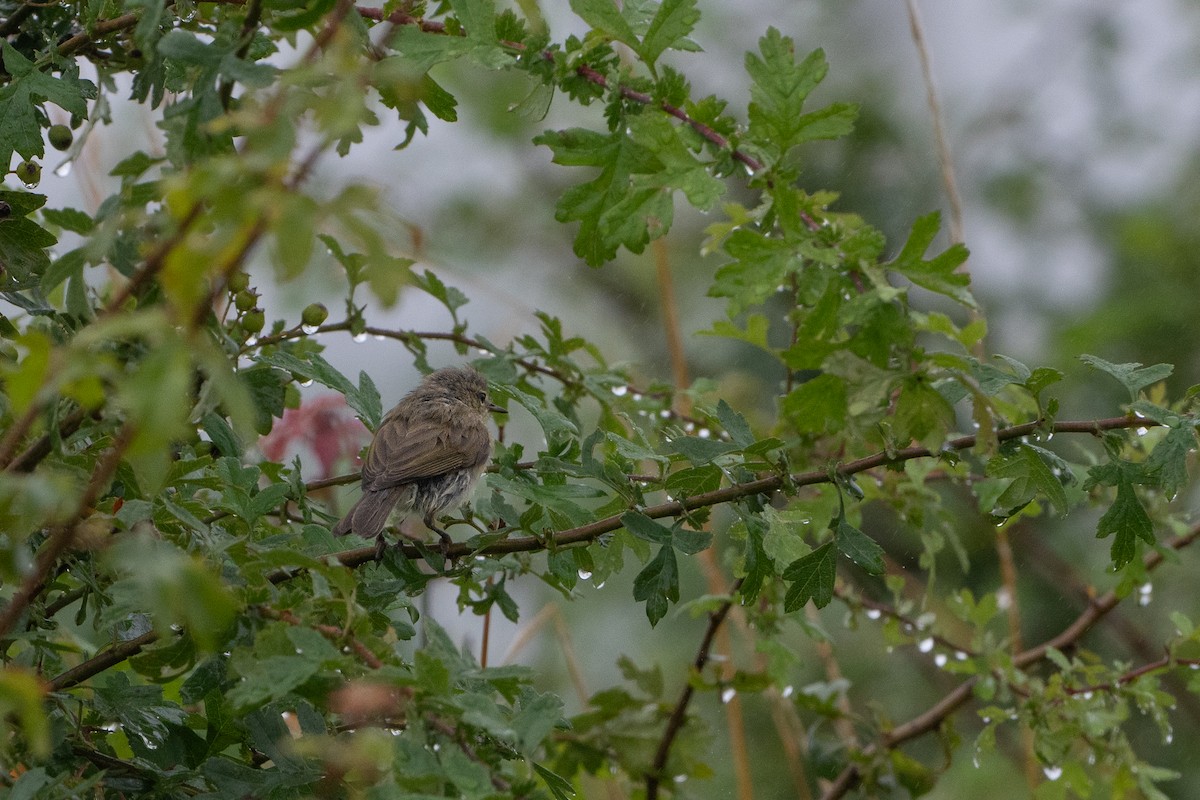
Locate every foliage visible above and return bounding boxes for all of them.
[1,0,1199,798]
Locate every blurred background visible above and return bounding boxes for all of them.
[37,0,1200,795]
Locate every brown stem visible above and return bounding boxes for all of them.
[0,423,136,639]
[819,523,1200,800]
[51,629,161,691]
[646,577,744,800]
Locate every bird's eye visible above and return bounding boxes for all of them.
[477,391,487,402]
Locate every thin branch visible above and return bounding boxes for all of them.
[904,0,963,245]
[313,414,1154,571]
[9,406,92,473]
[0,3,35,37]
[46,416,1163,690]
[646,578,744,800]
[51,629,161,691]
[819,523,1200,800]
[218,0,265,108]
[260,606,383,669]
[0,423,136,639]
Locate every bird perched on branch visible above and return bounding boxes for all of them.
[333,367,505,556]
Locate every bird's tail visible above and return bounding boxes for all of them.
[332,487,404,538]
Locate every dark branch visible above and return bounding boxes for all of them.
[646,578,744,799]
[819,522,1200,799]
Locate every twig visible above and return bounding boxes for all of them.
[0,423,136,639]
[904,0,963,246]
[819,522,1200,799]
[993,523,1037,787]
[646,578,744,800]
[309,414,1156,571]
[260,606,382,669]
[51,629,161,691]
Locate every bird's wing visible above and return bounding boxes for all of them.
[361,417,490,490]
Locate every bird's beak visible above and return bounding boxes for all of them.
[488,402,507,414]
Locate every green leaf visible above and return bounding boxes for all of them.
[985,443,1070,516]
[1079,354,1174,400]
[639,0,701,68]
[413,269,469,316]
[535,127,674,265]
[534,762,576,800]
[0,669,50,759]
[709,229,794,315]
[0,43,94,167]
[697,314,772,350]
[888,212,974,308]
[782,541,836,611]
[569,0,638,49]
[664,464,722,496]
[1096,477,1154,569]
[40,207,94,234]
[746,31,837,155]
[254,351,381,428]
[715,399,755,448]
[1145,424,1195,499]
[894,375,956,452]
[781,374,847,435]
[0,191,56,286]
[834,516,884,574]
[621,511,672,545]
[668,434,738,465]
[633,544,679,626]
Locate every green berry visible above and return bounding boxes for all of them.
[301,303,328,327]
[15,160,41,187]
[234,289,257,312]
[242,309,266,334]
[227,271,250,293]
[48,125,73,151]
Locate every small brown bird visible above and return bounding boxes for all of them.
[333,367,504,555]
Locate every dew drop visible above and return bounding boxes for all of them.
[245,336,258,346]
[595,581,605,589]
[934,653,948,668]
[352,332,368,343]
[373,334,386,341]
[1043,766,1062,781]
[1165,733,1174,744]
[865,608,882,620]
[698,428,711,439]
[720,687,736,704]
[55,160,73,177]
[299,379,314,388]
[781,685,794,698]
[673,775,687,784]
[955,651,969,661]
[301,323,319,334]
[684,422,695,433]
[611,385,628,397]
[577,569,593,580]
[659,409,670,418]
[918,637,934,654]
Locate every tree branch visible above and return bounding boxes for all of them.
[50,629,162,691]
[646,578,744,800]
[0,423,137,639]
[819,522,1200,800]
